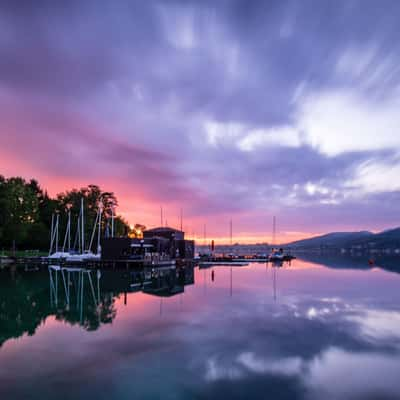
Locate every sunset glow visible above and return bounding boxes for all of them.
[1,1,400,243]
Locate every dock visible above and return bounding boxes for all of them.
[199,261,249,267]
[8,256,188,271]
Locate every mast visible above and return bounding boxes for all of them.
[89,208,99,252]
[160,206,163,227]
[111,206,114,238]
[55,214,59,253]
[230,267,233,297]
[180,208,183,232]
[81,198,85,253]
[76,216,80,253]
[77,213,81,253]
[49,213,54,255]
[97,202,102,254]
[62,211,71,253]
[68,211,71,252]
[272,216,276,247]
[230,219,233,245]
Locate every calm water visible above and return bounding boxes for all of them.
[1,259,400,400]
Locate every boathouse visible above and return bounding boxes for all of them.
[143,227,184,241]
[101,227,194,261]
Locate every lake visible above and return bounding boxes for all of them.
[1,259,400,400]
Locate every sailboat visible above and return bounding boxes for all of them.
[48,212,72,259]
[66,198,102,261]
[268,216,284,262]
[49,198,107,261]
[268,248,285,262]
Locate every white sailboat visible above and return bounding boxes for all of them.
[49,198,106,261]
[66,198,101,261]
[48,213,71,259]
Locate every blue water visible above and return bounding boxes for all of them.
[1,259,400,400]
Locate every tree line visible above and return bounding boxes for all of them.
[0,176,130,252]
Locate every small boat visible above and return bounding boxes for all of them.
[48,198,102,262]
[65,251,101,262]
[48,251,71,259]
[0,256,14,266]
[268,248,285,262]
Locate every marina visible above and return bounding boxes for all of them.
[1,2,400,398]
[1,207,295,272]
[1,258,400,400]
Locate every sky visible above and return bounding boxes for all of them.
[1,0,400,244]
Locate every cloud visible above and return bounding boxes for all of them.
[306,347,400,400]
[296,89,400,157]
[347,310,400,344]
[1,0,400,235]
[157,4,199,50]
[348,157,400,195]
[205,358,243,382]
[238,126,301,151]
[203,121,301,150]
[204,348,400,400]
[237,352,303,376]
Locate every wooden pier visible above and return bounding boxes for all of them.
[10,256,194,271]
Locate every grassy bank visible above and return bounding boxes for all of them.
[0,250,48,257]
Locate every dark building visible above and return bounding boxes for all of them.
[101,237,165,261]
[143,265,185,297]
[175,239,195,260]
[101,227,195,261]
[143,227,184,241]
[139,264,195,297]
[143,227,194,259]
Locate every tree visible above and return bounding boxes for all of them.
[27,179,58,250]
[0,177,39,249]
[114,215,130,237]
[0,175,6,243]
[57,185,127,251]
[0,177,129,251]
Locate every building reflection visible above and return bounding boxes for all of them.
[0,263,195,347]
[142,264,194,297]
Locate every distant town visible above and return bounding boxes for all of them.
[197,228,400,257]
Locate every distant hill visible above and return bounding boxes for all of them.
[351,227,400,248]
[287,231,374,248]
[287,228,400,250]
[195,228,400,254]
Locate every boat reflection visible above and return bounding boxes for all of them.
[2,259,400,400]
[0,263,195,347]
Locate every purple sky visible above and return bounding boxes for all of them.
[1,0,400,243]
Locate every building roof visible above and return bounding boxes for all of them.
[145,227,184,234]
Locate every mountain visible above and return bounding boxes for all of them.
[352,227,400,248]
[287,231,374,249]
[286,228,400,251]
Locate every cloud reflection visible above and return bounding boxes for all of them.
[347,310,400,345]
[204,348,400,400]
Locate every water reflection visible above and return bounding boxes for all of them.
[48,266,117,331]
[299,252,400,274]
[1,259,400,400]
[0,264,195,346]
